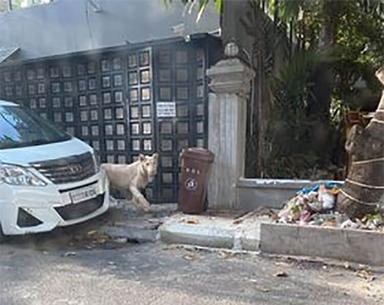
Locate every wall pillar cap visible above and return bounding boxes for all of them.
[207,58,255,96]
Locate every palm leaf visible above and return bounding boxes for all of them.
[196,0,209,22]
[215,0,222,14]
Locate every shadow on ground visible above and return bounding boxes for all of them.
[2,200,177,252]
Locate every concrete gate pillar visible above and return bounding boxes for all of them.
[207,48,255,210]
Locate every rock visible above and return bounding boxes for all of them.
[340,219,360,230]
[274,271,288,277]
[103,226,158,243]
[114,237,128,243]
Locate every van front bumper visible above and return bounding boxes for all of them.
[0,171,110,236]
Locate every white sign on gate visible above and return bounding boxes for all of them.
[156,102,176,118]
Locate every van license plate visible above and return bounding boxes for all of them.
[70,186,98,204]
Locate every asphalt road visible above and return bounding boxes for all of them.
[0,217,383,305]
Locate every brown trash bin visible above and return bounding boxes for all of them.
[178,148,214,214]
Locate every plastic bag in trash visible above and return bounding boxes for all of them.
[318,184,336,210]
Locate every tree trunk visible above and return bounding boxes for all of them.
[337,66,384,218]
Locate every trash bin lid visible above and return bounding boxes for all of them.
[182,147,214,162]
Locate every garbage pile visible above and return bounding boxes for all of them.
[277,182,384,231]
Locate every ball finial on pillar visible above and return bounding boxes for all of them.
[224,42,240,58]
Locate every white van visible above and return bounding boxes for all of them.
[0,100,109,238]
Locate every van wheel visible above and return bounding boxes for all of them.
[0,224,5,243]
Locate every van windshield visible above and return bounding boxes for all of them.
[0,105,71,149]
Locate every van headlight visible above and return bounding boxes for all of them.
[92,152,100,173]
[0,164,47,186]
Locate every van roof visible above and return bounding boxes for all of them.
[0,100,17,106]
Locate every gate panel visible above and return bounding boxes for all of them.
[0,39,214,204]
[125,48,156,201]
[153,43,208,203]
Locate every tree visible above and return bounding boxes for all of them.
[171,1,384,210]
[163,0,222,21]
[0,0,52,10]
[337,67,384,218]
[0,0,10,11]
[260,0,384,179]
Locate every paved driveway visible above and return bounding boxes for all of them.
[0,214,383,305]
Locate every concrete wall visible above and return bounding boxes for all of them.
[237,178,344,211]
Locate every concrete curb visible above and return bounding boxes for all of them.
[260,222,384,266]
[159,223,235,249]
[158,214,262,251]
[159,214,384,266]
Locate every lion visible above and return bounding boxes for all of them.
[101,153,159,212]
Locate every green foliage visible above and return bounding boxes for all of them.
[172,0,384,178]
[162,0,222,18]
[0,1,7,11]
[266,0,303,23]
[262,0,384,177]
[265,50,324,177]
[1,0,52,10]
[332,1,384,110]
[270,0,384,109]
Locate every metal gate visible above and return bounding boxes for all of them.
[0,38,218,203]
